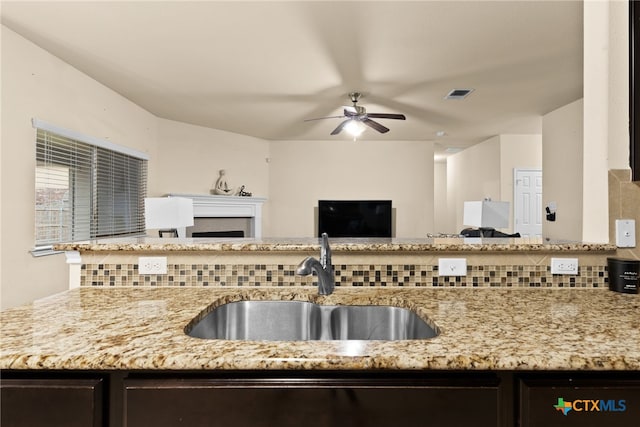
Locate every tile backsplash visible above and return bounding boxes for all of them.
[81,257,608,288]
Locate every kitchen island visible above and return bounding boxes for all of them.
[1,286,638,371]
[1,285,639,426]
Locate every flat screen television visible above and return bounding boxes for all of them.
[318,200,392,238]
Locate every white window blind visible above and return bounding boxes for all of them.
[35,127,148,246]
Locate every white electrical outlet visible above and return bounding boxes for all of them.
[551,257,579,275]
[615,219,636,248]
[138,256,168,275]
[438,258,467,276]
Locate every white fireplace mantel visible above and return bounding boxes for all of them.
[167,194,267,238]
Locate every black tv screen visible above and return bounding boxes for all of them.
[318,200,392,238]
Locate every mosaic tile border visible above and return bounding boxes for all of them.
[80,263,609,288]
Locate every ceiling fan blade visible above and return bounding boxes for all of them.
[366,113,406,120]
[330,120,351,135]
[304,115,346,122]
[363,118,390,133]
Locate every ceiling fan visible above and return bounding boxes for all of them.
[305,92,406,136]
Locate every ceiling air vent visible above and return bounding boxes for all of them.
[444,88,474,100]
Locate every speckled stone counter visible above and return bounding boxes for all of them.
[55,236,617,253]
[2,287,638,371]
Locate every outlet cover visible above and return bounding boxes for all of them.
[438,258,467,276]
[615,219,636,248]
[139,256,168,275]
[550,257,578,275]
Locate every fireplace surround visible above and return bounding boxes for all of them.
[167,194,266,238]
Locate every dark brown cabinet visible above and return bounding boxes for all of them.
[3,371,640,427]
[123,376,500,427]
[0,378,104,427]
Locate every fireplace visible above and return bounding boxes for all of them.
[167,194,267,238]
[189,217,250,237]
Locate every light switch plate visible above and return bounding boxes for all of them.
[438,258,467,276]
[615,219,636,248]
[551,258,579,275]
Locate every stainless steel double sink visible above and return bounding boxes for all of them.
[186,300,439,341]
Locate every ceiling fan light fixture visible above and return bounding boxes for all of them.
[345,119,366,137]
[305,91,404,136]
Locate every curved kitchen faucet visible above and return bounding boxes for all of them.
[296,233,335,295]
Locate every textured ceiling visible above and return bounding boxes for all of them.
[1,1,583,154]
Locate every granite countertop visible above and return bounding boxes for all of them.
[1,287,638,371]
[54,236,617,253]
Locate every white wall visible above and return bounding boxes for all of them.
[154,119,269,198]
[267,140,434,237]
[447,136,502,233]
[542,99,584,242]
[582,0,610,243]
[433,162,450,233]
[1,26,159,309]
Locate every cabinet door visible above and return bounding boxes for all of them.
[123,377,499,427]
[520,377,640,427]
[1,378,103,427]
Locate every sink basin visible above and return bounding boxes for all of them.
[186,301,438,341]
[329,305,437,340]
[188,301,323,341]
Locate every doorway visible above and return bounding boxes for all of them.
[513,169,542,237]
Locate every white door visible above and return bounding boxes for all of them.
[514,169,542,237]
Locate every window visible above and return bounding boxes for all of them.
[34,121,148,248]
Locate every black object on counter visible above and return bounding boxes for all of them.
[607,257,640,294]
